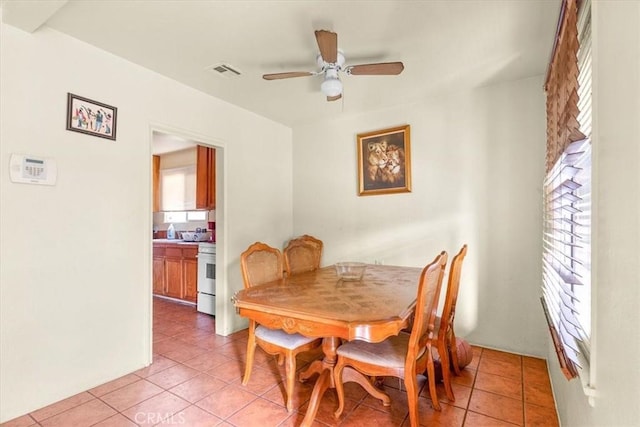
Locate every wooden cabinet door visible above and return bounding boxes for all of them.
[165,257,183,299]
[152,155,160,212]
[196,145,216,210]
[152,256,165,295]
[207,148,216,209]
[183,258,198,303]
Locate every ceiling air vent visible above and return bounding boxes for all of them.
[208,63,242,79]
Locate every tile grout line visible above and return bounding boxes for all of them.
[28,393,101,425]
[461,346,481,426]
[466,349,526,427]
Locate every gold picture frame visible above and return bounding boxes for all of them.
[357,124,411,196]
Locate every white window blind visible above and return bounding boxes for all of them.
[573,0,592,352]
[542,138,591,375]
[541,0,592,381]
[160,165,196,211]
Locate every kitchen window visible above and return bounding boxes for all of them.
[163,210,207,224]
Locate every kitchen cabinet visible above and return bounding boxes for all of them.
[152,249,165,294]
[165,248,184,299]
[196,145,216,210]
[153,242,199,303]
[183,258,198,303]
[152,155,160,212]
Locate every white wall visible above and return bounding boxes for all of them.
[549,2,640,426]
[292,76,548,356]
[0,24,293,422]
[159,146,197,169]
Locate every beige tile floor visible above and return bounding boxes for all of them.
[2,297,559,426]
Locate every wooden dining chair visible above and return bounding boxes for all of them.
[434,244,468,397]
[298,234,323,254]
[283,238,322,276]
[240,242,322,412]
[333,251,448,426]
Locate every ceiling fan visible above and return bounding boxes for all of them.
[262,30,404,102]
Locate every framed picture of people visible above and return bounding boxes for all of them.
[357,124,411,196]
[66,93,117,140]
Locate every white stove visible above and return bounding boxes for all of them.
[197,242,216,315]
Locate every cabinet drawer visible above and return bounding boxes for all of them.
[153,246,166,257]
[166,247,183,258]
[182,247,198,259]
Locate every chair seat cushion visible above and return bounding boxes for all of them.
[337,334,425,368]
[255,325,319,350]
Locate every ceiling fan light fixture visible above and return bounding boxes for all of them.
[321,77,342,97]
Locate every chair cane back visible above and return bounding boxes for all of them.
[284,239,322,276]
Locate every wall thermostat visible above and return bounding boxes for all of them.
[10,154,57,185]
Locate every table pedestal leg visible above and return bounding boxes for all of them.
[299,360,325,383]
[299,337,339,427]
[342,367,391,406]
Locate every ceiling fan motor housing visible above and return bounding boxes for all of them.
[317,51,345,70]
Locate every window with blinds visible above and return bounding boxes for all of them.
[542,138,591,377]
[574,0,592,352]
[541,0,592,382]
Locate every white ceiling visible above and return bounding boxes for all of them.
[2,0,560,127]
[152,131,198,155]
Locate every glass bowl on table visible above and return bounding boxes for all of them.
[335,262,367,281]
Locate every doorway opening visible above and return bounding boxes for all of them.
[148,125,227,361]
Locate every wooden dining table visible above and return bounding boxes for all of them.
[232,263,423,426]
